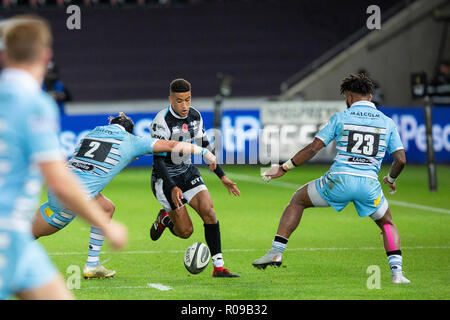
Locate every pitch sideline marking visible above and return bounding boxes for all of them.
[147,283,173,291]
[226,172,450,215]
[82,283,173,291]
[83,285,149,290]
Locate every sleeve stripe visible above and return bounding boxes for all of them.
[149,138,158,152]
[315,135,326,143]
[391,146,404,153]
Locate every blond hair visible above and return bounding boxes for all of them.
[3,15,52,64]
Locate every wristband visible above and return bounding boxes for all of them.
[386,174,396,184]
[281,159,296,172]
[193,145,208,156]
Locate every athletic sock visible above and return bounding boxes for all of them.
[161,213,176,235]
[212,253,224,269]
[272,234,288,253]
[87,226,104,267]
[387,250,403,275]
[204,221,224,268]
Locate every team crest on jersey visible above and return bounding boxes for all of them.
[182,123,188,133]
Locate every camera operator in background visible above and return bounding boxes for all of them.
[43,61,72,116]
[430,60,450,106]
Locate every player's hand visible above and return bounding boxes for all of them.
[203,151,217,171]
[171,186,184,209]
[383,176,396,195]
[103,221,128,250]
[221,176,240,196]
[262,164,285,182]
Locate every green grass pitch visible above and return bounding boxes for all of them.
[38,164,450,300]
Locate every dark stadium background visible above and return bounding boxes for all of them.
[1,0,449,169]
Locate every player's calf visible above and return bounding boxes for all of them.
[169,207,194,238]
[372,207,410,284]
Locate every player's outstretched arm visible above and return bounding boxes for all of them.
[39,160,128,250]
[291,138,325,167]
[152,140,217,170]
[383,149,406,195]
[263,138,325,180]
[220,176,241,196]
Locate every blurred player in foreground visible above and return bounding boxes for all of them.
[32,112,217,279]
[149,79,241,278]
[254,74,410,284]
[0,16,127,300]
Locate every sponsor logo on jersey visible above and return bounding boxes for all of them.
[350,111,380,118]
[70,161,95,171]
[191,177,201,185]
[348,157,372,164]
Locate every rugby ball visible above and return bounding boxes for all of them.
[184,242,210,274]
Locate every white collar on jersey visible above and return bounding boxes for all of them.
[111,123,126,132]
[168,105,188,119]
[0,68,41,92]
[350,100,376,109]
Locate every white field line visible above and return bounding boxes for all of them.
[82,283,172,291]
[389,200,450,215]
[83,286,149,290]
[48,246,449,256]
[226,172,450,215]
[147,283,173,291]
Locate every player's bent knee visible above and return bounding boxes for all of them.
[108,203,116,217]
[104,200,115,217]
[178,225,194,239]
[95,194,115,218]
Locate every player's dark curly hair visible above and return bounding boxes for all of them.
[109,112,134,134]
[170,78,191,94]
[340,73,374,96]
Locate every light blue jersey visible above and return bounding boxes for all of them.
[0,68,61,299]
[68,124,157,196]
[0,69,62,228]
[309,101,404,219]
[316,100,404,179]
[42,124,159,229]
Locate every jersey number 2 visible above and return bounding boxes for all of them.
[76,139,112,162]
[84,141,100,158]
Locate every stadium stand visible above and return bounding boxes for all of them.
[0,0,404,101]
[280,0,450,106]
